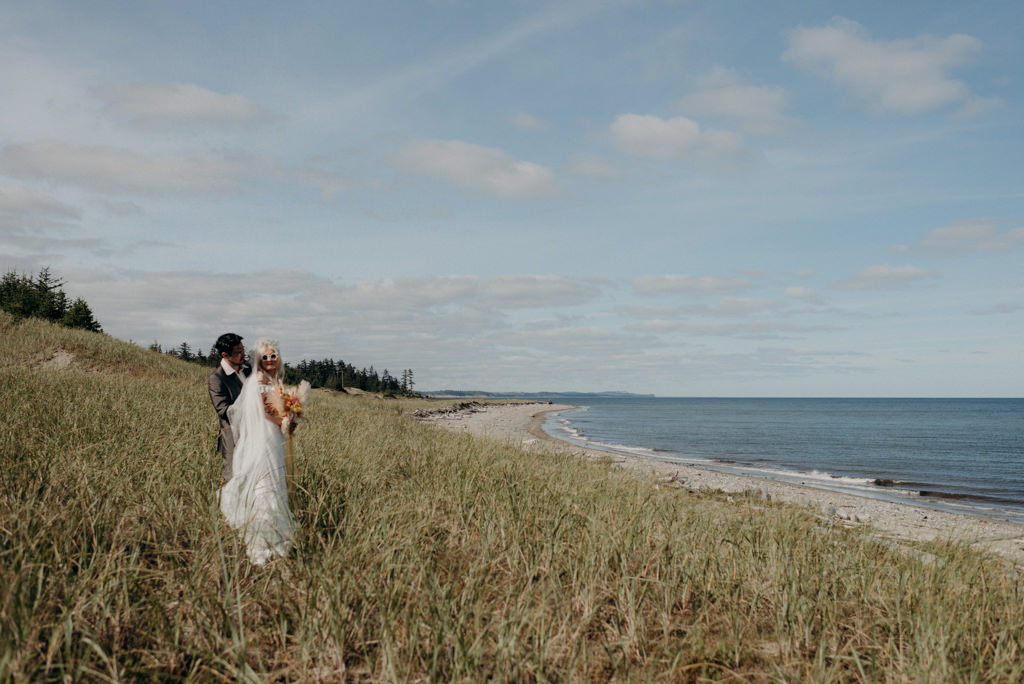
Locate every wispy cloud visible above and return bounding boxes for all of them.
[0,141,353,198]
[971,303,1022,316]
[338,2,609,114]
[66,268,611,384]
[489,323,644,354]
[481,275,601,307]
[834,263,938,290]
[634,274,750,295]
[895,219,1024,256]
[0,182,94,252]
[784,286,822,303]
[328,274,601,311]
[0,141,250,195]
[74,269,603,339]
[609,114,744,161]
[783,17,995,116]
[626,319,835,339]
[0,182,79,224]
[510,112,549,132]
[95,82,273,128]
[708,297,785,316]
[677,66,793,135]
[393,139,564,199]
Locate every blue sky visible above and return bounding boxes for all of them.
[2,0,1021,396]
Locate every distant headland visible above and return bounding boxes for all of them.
[423,390,655,399]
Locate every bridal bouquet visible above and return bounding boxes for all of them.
[269,380,310,508]
[270,380,311,435]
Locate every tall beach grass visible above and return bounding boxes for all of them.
[2,312,1022,681]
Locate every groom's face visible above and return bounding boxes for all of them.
[224,344,245,371]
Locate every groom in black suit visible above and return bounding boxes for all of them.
[208,332,248,481]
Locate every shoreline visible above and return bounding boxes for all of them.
[421,402,1024,565]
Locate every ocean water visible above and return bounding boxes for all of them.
[541,398,1024,523]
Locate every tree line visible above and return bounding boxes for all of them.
[0,268,102,332]
[281,359,415,396]
[154,342,417,396]
[284,358,415,395]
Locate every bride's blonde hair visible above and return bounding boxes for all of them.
[250,337,282,378]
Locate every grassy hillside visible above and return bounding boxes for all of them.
[2,312,1022,681]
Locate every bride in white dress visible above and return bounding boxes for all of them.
[219,338,297,565]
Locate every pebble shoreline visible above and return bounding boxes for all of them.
[419,401,1024,566]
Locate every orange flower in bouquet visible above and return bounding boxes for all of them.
[268,380,310,507]
[269,380,311,434]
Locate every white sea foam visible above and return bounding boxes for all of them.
[541,400,1024,524]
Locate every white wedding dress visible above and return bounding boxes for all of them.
[219,374,296,565]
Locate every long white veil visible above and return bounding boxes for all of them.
[227,337,283,445]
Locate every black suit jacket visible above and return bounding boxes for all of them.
[209,365,247,479]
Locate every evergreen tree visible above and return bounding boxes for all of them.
[0,267,102,332]
[61,298,103,332]
[0,270,36,319]
[33,268,67,321]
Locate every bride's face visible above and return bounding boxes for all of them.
[258,348,279,374]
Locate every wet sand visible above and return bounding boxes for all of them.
[421,401,1024,565]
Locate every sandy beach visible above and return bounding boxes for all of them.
[420,401,1024,566]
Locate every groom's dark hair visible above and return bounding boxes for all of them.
[215,333,244,357]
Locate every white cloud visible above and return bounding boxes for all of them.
[783,17,991,115]
[74,270,603,343]
[0,182,94,252]
[834,263,938,290]
[102,200,144,217]
[510,112,548,131]
[333,274,599,311]
[952,95,1004,120]
[65,268,611,387]
[623,293,831,326]
[0,141,249,195]
[609,114,744,160]
[489,324,643,354]
[1,231,102,254]
[563,154,621,181]
[337,275,479,311]
[634,274,749,295]
[393,139,564,199]
[0,140,352,198]
[96,82,271,128]
[617,304,678,319]
[480,275,600,307]
[627,319,834,339]
[709,297,784,316]
[677,66,793,135]
[784,286,819,301]
[620,298,786,319]
[621,297,787,318]
[895,219,1024,256]
[0,182,79,223]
